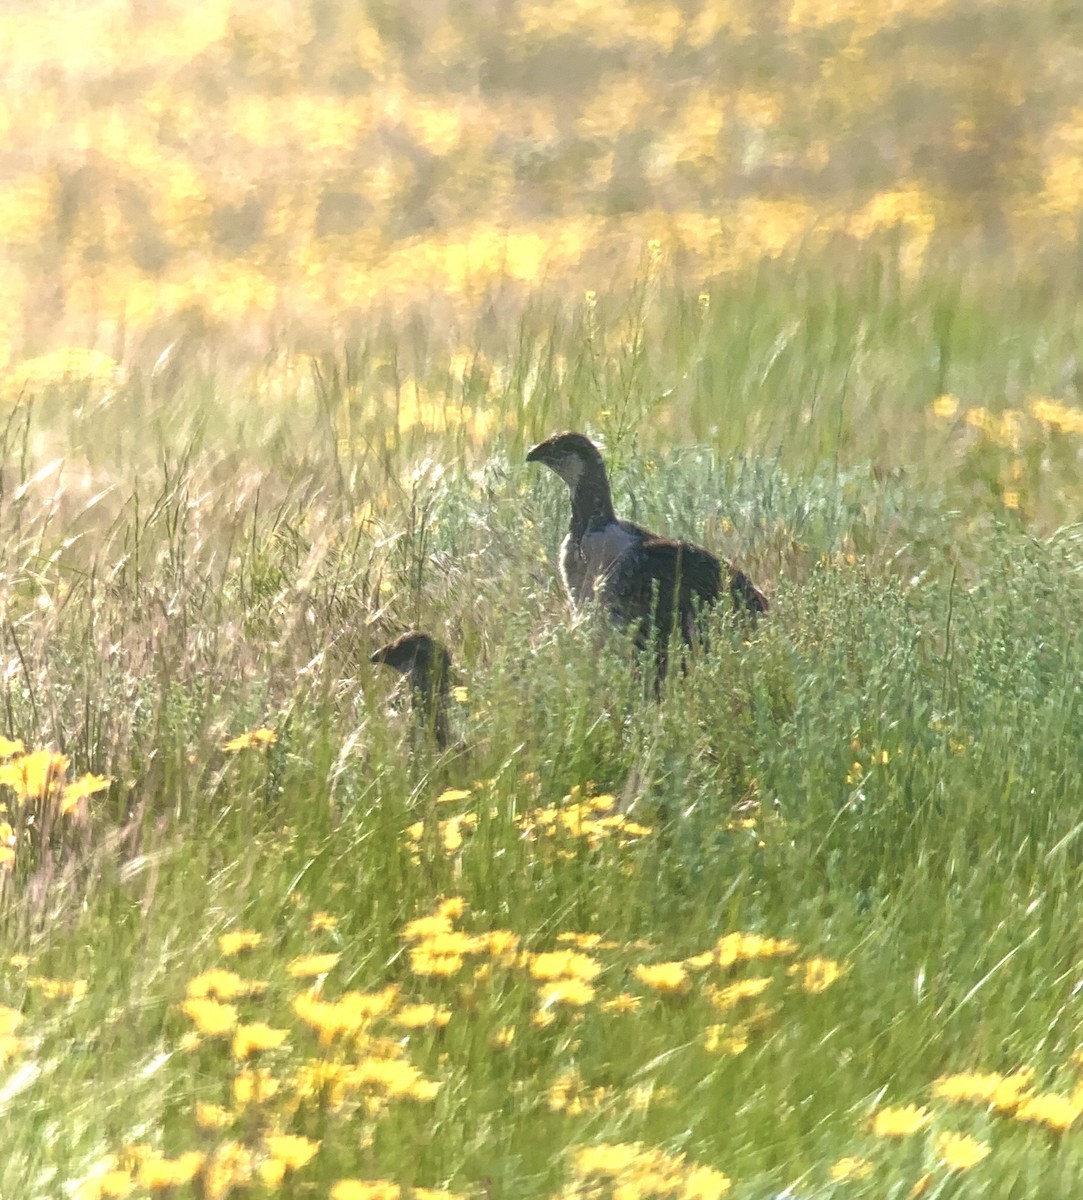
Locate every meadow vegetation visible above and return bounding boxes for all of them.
[3,1,1083,1197]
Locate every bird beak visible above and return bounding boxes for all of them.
[525,441,547,463]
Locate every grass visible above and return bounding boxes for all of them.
[4,248,1083,1198]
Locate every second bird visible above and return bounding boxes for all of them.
[526,431,767,675]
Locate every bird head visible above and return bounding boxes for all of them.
[526,431,607,490]
[371,631,452,691]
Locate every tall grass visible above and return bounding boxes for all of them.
[2,255,1083,1198]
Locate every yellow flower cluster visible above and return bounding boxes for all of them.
[405,786,652,865]
[0,1004,23,1064]
[933,1068,1083,1132]
[549,1070,611,1115]
[932,393,1083,446]
[870,1104,933,1138]
[569,1142,731,1199]
[0,741,111,869]
[223,727,277,752]
[519,788,653,850]
[934,1131,990,1170]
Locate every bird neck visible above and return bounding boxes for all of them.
[569,466,618,538]
[412,668,451,749]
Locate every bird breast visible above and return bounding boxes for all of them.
[561,523,642,604]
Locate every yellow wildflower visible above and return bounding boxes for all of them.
[0,1005,22,1036]
[492,1025,516,1048]
[571,1142,730,1198]
[477,929,521,961]
[437,812,478,853]
[258,1160,286,1188]
[409,948,465,976]
[538,978,596,1007]
[0,825,14,869]
[309,912,339,932]
[292,987,398,1039]
[60,774,111,815]
[287,952,341,977]
[574,1143,652,1177]
[707,978,772,1010]
[704,1024,750,1055]
[634,961,690,994]
[351,1056,441,1100]
[829,1156,874,1181]
[601,993,641,1013]
[81,1168,135,1198]
[28,976,87,1000]
[716,932,797,967]
[0,750,68,800]
[0,737,24,757]
[233,1066,280,1107]
[219,931,264,956]
[1013,1091,1081,1131]
[187,968,266,1000]
[529,950,602,981]
[232,1022,289,1058]
[137,1151,204,1188]
[393,1003,452,1029]
[203,1142,254,1200]
[401,914,455,942]
[331,1184,402,1200]
[264,1134,319,1170]
[435,788,471,805]
[932,394,960,420]
[181,998,238,1036]
[223,728,276,751]
[683,1164,732,1198]
[935,1131,990,1170]
[685,950,715,971]
[556,932,617,950]
[870,1105,932,1138]
[789,958,846,993]
[195,1102,232,1129]
[548,1071,608,1114]
[932,1069,1033,1110]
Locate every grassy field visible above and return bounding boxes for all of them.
[4,259,1083,1199]
[5,1,1083,1198]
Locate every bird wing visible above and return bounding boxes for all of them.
[602,537,766,642]
[600,538,721,645]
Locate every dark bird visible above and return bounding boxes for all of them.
[371,631,453,749]
[526,431,767,678]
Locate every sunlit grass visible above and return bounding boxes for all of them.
[2,2,1083,1197]
[7,375,1083,1194]
[0,0,1081,356]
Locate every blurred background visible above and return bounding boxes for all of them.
[1,0,1083,518]
[3,0,1080,349]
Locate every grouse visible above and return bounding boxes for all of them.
[526,431,767,676]
[371,631,453,749]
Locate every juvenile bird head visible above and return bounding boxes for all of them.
[371,631,453,694]
[371,631,454,748]
[526,431,608,490]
